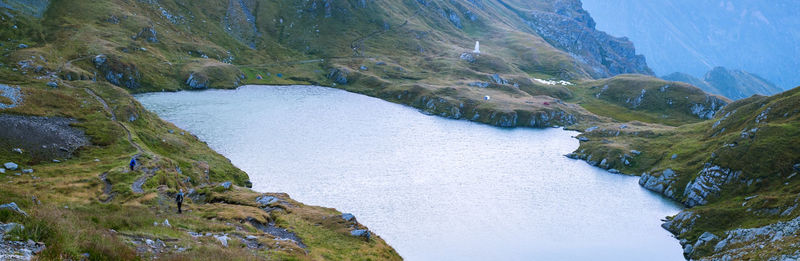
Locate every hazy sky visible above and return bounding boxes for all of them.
[582,0,800,89]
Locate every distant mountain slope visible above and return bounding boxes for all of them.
[582,0,800,89]
[663,67,783,100]
[498,0,653,78]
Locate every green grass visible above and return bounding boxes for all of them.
[567,74,726,126]
[572,86,800,259]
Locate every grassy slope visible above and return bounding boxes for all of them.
[571,85,800,259]
[0,3,400,260]
[0,80,399,260]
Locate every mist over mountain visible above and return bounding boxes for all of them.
[581,0,800,89]
[663,67,783,100]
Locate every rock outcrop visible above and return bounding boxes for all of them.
[327,68,349,85]
[93,54,140,89]
[662,211,698,235]
[690,95,726,120]
[0,202,27,216]
[503,0,653,78]
[0,84,22,109]
[409,94,578,128]
[185,73,209,89]
[639,169,678,199]
[705,215,800,260]
[683,165,742,207]
[222,0,260,49]
[133,26,158,43]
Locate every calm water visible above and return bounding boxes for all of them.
[136,85,683,260]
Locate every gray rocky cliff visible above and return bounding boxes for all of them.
[499,0,653,78]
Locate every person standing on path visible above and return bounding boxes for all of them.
[176,189,184,214]
[129,157,136,171]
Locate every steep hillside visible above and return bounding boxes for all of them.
[663,67,783,100]
[570,86,800,260]
[498,0,653,78]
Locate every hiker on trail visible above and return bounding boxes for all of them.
[129,157,136,171]
[176,189,184,214]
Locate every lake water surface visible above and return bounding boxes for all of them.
[136,85,683,260]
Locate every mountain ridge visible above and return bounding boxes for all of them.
[663,67,783,100]
[582,0,800,89]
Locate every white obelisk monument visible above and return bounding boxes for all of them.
[473,41,480,54]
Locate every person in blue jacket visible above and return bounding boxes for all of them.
[129,157,136,171]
